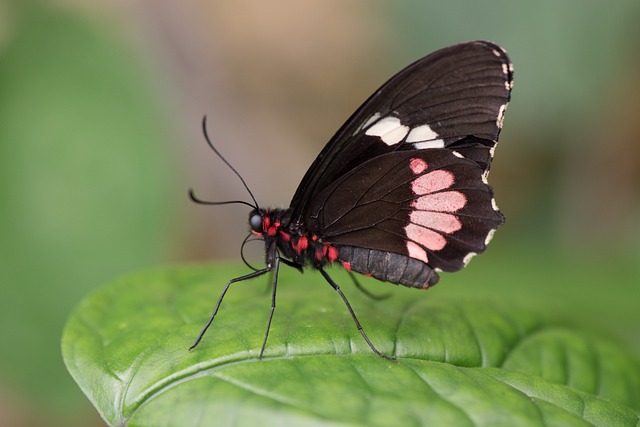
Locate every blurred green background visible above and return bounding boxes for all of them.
[1,1,639,425]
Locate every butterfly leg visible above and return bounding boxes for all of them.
[259,254,281,359]
[189,265,273,351]
[347,271,391,301]
[319,268,396,361]
[280,257,304,272]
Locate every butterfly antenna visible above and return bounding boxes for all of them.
[188,189,256,209]
[200,115,259,209]
[240,233,260,272]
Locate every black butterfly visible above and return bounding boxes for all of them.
[190,40,513,360]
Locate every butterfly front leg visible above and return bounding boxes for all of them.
[189,265,274,351]
[258,251,281,359]
[190,242,281,359]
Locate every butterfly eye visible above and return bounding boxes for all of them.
[249,213,263,232]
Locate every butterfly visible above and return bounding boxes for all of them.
[189,40,513,360]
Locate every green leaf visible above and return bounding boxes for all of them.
[62,264,640,426]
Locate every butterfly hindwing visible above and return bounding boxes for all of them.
[305,149,504,286]
[289,41,512,223]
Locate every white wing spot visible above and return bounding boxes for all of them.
[358,112,381,133]
[384,125,411,145]
[413,139,445,149]
[485,229,496,246]
[365,116,409,146]
[406,124,439,142]
[497,104,507,128]
[502,63,509,75]
[463,252,477,266]
[491,198,499,212]
[452,151,464,158]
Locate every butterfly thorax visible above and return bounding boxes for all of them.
[249,208,338,269]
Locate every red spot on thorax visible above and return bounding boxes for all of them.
[316,243,338,262]
[267,220,280,236]
[279,230,291,242]
[291,236,308,253]
[364,273,372,278]
[311,235,318,241]
[326,245,338,262]
[262,216,280,236]
[342,261,351,271]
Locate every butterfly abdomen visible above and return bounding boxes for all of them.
[336,245,438,288]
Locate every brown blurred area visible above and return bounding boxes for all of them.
[152,1,393,261]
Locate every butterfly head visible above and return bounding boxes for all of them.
[248,208,288,239]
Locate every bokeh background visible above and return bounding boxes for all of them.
[1,1,639,425]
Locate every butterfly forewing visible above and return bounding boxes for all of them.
[289,41,512,223]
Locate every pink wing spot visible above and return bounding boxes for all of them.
[409,210,461,234]
[412,191,466,213]
[405,223,446,251]
[409,158,428,174]
[411,170,454,195]
[342,261,352,271]
[406,241,429,263]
